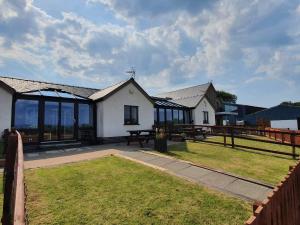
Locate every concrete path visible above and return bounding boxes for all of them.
[119,151,272,202]
[24,144,136,169]
[24,144,272,202]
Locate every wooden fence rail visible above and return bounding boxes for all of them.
[245,162,300,225]
[265,127,300,145]
[2,130,26,225]
[167,124,300,159]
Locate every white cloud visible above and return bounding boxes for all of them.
[0,0,299,93]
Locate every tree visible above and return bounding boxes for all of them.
[217,90,237,103]
[280,101,300,106]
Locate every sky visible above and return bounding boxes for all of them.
[0,0,300,107]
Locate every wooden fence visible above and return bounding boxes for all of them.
[168,124,300,159]
[245,162,300,225]
[2,130,26,225]
[265,127,300,145]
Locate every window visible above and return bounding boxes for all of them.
[44,101,59,141]
[61,102,75,139]
[79,104,93,128]
[203,111,209,124]
[23,89,86,100]
[185,110,191,124]
[158,108,165,125]
[124,105,139,125]
[178,110,184,124]
[154,108,158,124]
[166,109,172,125]
[173,109,179,124]
[15,99,39,129]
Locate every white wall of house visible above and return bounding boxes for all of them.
[271,120,299,130]
[192,97,216,125]
[97,82,154,137]
[0,86,13,138]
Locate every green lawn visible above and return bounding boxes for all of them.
[165,137,299,185]
[26,156,251,225]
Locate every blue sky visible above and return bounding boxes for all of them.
[0,0,300,107]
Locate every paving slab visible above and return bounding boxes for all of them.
[198,172,237,189]
[131,153,160,162]
[224,179,271,201]
[145,157,176,167]
[121,151,158,162]
[176,166,213,180]
[162,161,191,172]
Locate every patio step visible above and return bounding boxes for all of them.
[24,140,82,152]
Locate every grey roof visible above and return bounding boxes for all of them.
[0,76,99,98]
[155,83,211,108]
[244,104,300,124]
[89,79,127,101]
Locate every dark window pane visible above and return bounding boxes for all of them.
[173,109,178,124]
[124,105,131,124]
[185,111,190,124]
[179,110,184,124]
[44,101,59,141]
[79,104,93,128]
[15,99,39,129]
[131,106,138,124]
[166,109,172,124]
[154,108,157,124]
[203,111,209,124]
[159,108,165,125]
[61,103,74,139]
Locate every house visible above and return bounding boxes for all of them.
[215,102,266,126]
[0,75,218,150]
[154,82,217,126]
[0,76,154,147]
[244,104,300,130]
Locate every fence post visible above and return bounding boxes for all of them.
[291,132,296,159]
[192,125,196,142]
[252,201,261,213]
[2,131,18,225]
[223,127,227,146]
[231,127,235,148]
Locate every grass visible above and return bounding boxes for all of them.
[165,136,299,185]
[26,156,251,225]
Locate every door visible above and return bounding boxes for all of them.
[61,102,75,140]
[43,101,75,141]
[297,118,300,130]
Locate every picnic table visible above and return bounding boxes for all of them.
[168,126,207,141]
[127,129,156,147]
